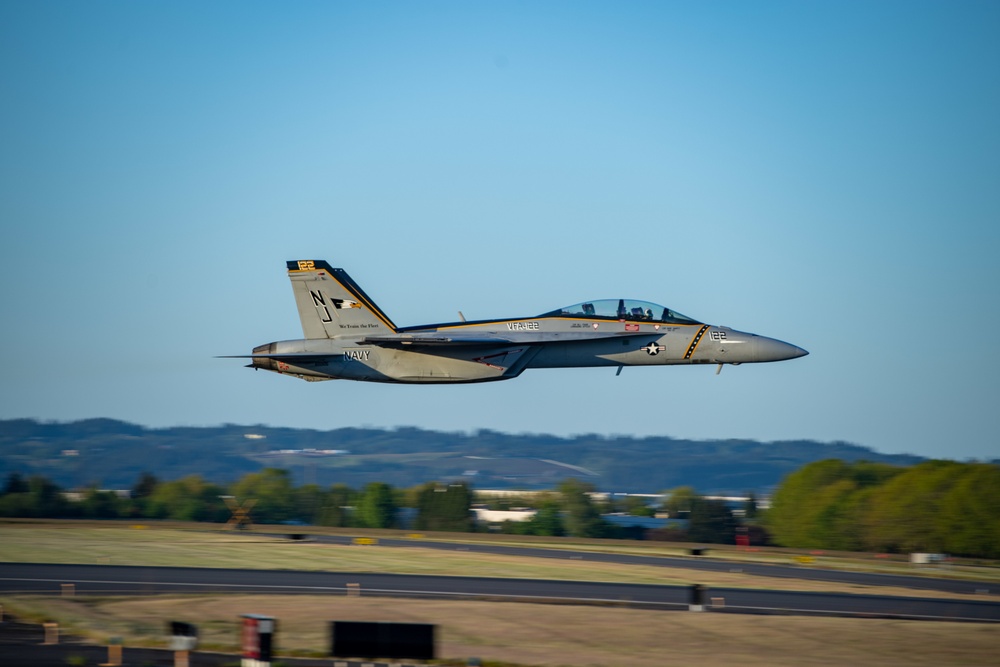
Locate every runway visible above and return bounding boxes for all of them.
[289,533,996,597]
[2,563,998,623]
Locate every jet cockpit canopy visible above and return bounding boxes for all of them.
[542,299,701,325]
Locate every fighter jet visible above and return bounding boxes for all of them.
[227,259,807,383]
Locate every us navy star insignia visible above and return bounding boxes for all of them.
[642,342,665,356]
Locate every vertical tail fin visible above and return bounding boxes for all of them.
[286,260,397,339]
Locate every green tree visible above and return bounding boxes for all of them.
[293,483,326,525]
[131,472,159,498]
[767,460,900,549]
[743,491,759,519]
[357,482,397,529]
[622,495,656,517]
[147,475,227,522]
[499,519,530,535]
[0,492,36,517]
[0,474,69,517]
[130,472,159,517]
[764,459,1000,558]
[316,483,356,527]
[557,478,608,538]
[29,475,71,517]
[687,497,735,543]
[863,460,974,554]
[661,486,698,518]
[526,500,566,537]
[81,487,126,519]
[2,472,29,496]
[937,464,1000,558]
[414,482,474,532]
[230,468,297,524]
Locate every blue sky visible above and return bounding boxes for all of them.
[2,2,997,460]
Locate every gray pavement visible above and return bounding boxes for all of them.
[2,563,998,622]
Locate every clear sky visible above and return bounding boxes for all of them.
[2,2,998,460]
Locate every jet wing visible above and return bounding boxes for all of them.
[360,330,655,348]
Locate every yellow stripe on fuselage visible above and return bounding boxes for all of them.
[684,325,711,359]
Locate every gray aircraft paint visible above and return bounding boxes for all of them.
[225,260,807,384]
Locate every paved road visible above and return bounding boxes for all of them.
[273,532,997,596]
[2,563,998,622]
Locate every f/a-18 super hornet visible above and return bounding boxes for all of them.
[227,259,807,384]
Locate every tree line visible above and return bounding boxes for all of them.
[766,459,1000,559]
[0,469,528,530]
[3,458,996,558]
[0,469,441,530]
[0,469,742,543]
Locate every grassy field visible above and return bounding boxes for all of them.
[4,594,998,667]
[1,521,997,597]
[1,521,998,666]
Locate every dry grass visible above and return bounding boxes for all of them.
[3,594,997,667]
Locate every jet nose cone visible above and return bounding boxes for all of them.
[754,336,809,362]
[785,344,809,360]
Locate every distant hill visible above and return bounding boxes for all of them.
[0,418,925,494]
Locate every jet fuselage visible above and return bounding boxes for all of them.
[235,262,807,384]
